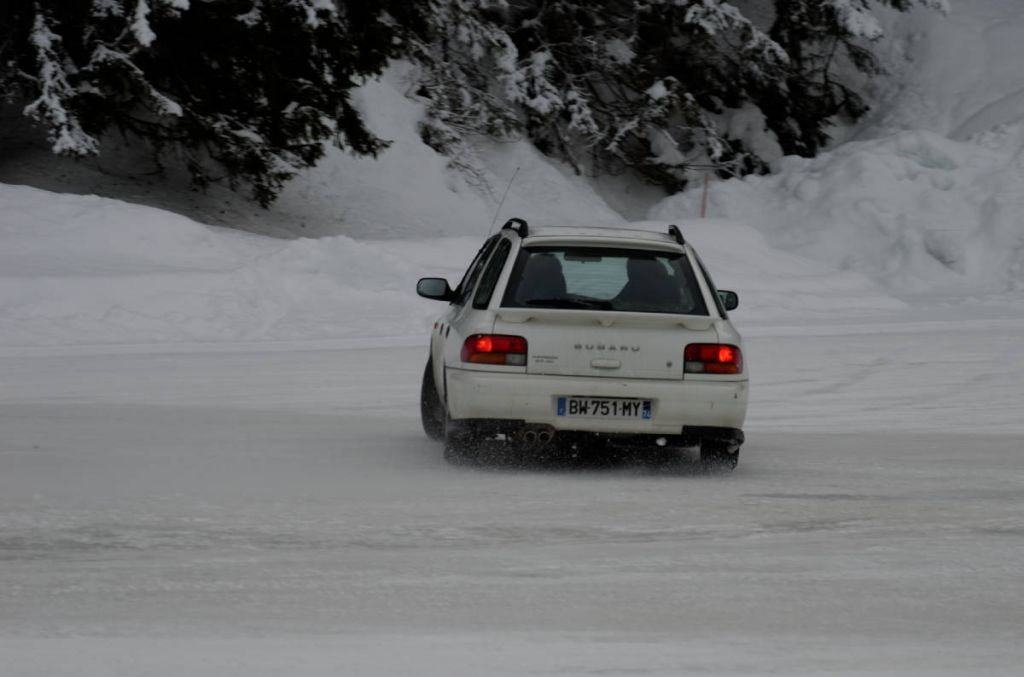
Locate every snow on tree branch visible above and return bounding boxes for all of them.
[825,0,883,40]
[92,0,125,18]
[22,11,100,156]
[131,0,157,46]
[89,46,183,117]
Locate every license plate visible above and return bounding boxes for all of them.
[556,397,652,419]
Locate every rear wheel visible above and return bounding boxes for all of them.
[700,441,739,473]
[420,360,445,441]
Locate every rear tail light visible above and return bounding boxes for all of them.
[462,334,528,366]
[684,343,743,374]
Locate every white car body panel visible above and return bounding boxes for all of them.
[445,367,748,434]
[493,308,716,380]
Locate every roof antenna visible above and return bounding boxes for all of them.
[488,166,520,234]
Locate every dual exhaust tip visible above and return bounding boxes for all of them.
[521,427,555,446]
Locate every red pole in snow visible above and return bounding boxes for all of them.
[700,172,710,218]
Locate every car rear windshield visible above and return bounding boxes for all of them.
[500,246,709,315]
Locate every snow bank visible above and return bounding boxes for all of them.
[0,182,904,347]
[0,183,482,346]
[653,219,905,318]
[652,129,1024,295]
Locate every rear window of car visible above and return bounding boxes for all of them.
[500,246,709,315]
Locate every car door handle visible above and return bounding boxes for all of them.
[590,359,621,369]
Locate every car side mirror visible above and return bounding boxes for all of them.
[417,277,455,302]
[717,290,739,312]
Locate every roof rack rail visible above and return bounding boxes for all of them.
[668,224,685,245]
[502,218,529,238]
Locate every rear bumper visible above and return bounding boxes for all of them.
[445,367,747,435]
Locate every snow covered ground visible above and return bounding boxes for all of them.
[2,327,1023,676]
[2,203,1022,674]
[3,0,1024,674]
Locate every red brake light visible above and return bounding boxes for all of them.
[684,343,742,374]
[462,334,528,365]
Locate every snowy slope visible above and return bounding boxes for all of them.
[268,66,626,239]
[652,0,1024,296]
[0,65,622,240]
[0,183,469,346]
[1,182,908,347]
[651,130,1024,294]
[870,0,1024,139]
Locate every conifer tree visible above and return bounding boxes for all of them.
[762,0,949,157]
[0,0,421,205]
[417,0,787,190]
[410,0,520,182]
[1,0,950,203]
[415,0,947,191]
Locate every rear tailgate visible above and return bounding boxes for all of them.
[494,308,717,380]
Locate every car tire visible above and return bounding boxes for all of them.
[420,360,445,442]
[700,441,739,472]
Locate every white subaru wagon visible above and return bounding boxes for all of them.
[417,219,748,469]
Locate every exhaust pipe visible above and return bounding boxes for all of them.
[520,426,555,447]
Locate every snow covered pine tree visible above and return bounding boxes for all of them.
[760,0,950,157]
[1,1,949,201]
[411,1,520,157]
[416,0,788,191]
[0,1,422,205]
[416,0,947,191]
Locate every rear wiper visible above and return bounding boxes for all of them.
[523,298,613,310]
